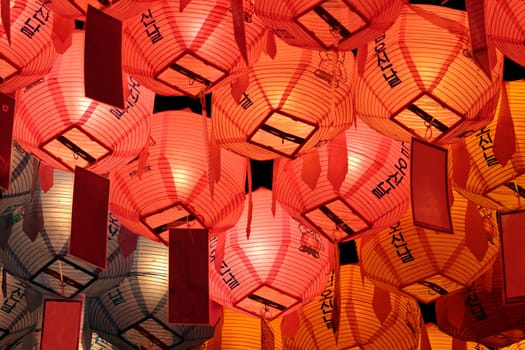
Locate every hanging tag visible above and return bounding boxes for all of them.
[69,167,109,269]
[281,309,300,340]
[498,210,525,304]
[230,69,249,103]
[372,286,392,324]
[451,140,470,189]
[327,132,348,191]
[136,136,150,180]
[38,162,54,193]
[118,224,138,257]
[1,0,10,44]
[51,13,74,54]
[466,0,492,79]
[301,149,321,190]
[264,29,277,59]
[419,320,431,350]
[231,0,248,64]
[213,233,226,276]
[493,82,516,166]
[464,201,488,262]
[410,138,452,232]
[23,195,43,241]
[357,44,367,77]
[261,318,275,350]
[40,298,85,350]
[452,338,468,350]
[84,6,125,108]
[179,0,193,12]
[0,92,15,191]
[169,228,209,324]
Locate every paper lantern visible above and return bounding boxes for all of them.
[209,188,334,320]
[0,0,57,94]
[122,0,266,97]
[453,80,525,212]
[109,110,247,244]
[255,0,404,51]
[274,119,411,242]
[87,237,215,350]
[504,340,525,350]
[1,169,134,298]
[422,323,495,350]
[212,36,356,160]
[359,191,500,303]
[486,0,525,67]
[45,0,153,20]
[355,4,503,144]
[283,265,421,350]
[0,143,35,215]
[436,255,525,348]
[13,30,155,175]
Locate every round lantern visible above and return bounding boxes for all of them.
[453,80,525,212]
[423,323,495,350]
[486,0,525,68]
[359,191,500,303]
[88,237,215,350]
[122,0,266,97]
[0,143,36,215]
[212,35,356,160]
[209,187,334,320]
[0,0,57,94]
[355,4,504,144]
[1,168,134,298]
[436,255,525,348]
[283,265,421,350]
[274,119,411,242]
[109,110,247,244]
[255,0,404,51]
[14,30,155,175]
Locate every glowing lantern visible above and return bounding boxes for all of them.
[122,0,266,97]
[0,143,35,215]
[212,36,356,160]
[359,191,500,303]
[486,0,525,67]
[283,265,421,350]
[13,30,155,175]
[109,110,247,244]
[88,237,215,350]
[1,169,134,298]
[274,119,411,242]
[504,340,525,350]
[436,255,525,348]
[255,0,404,51]
[355,4,503,144]
[0,0,57,94]
[422,323,495,350]
[453,80,525,212]
[209,188,334,320]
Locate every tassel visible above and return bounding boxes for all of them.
[231,0,248,64]
[493,82,516,166]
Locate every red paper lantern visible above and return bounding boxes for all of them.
[212,36,355,160]
[209,188,334,320]
[355,4,503,144]
[13,30,155,175]
[274,119,411,242]
[359,191,500,303]
[0,0,57,94]
[109,110,247,244]
[486,0,525,68]
[255,0,404,51]
[122,0,266,97]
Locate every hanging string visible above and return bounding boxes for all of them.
[424,119,433,141]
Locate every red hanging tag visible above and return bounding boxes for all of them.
[372,286,392,324]
[464,201,488,262]
[451,140,471,189]
[498,210,525,304]
[84,6,125,109]
[23,195,43,241]
[261,318,275,350]
[1,0,10,44]
[301,149,321,190]
[466,0,492,79]
[264,29,277,59]
[410,138,452,232]
[419,320,431,350]
[357,44,367,77]
[493,82,516,166]
[0,92,15,191]
[446,289,466,330]
[38,162,54,193]
[280,309,300,340]
[231,0,248,64]
[327,132,348,191]
[179,0,193,12]
[452,338,468,350]
[51,13,74,54]
[169,228,209,324]
[118,224,138,257]
[69,167,109,269]
[40,298,84,350]
[230,69,249,103]
[213,233,226,276]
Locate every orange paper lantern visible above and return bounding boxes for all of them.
[209,188,334,320]
[355,4,503,144]
[0,143,35,215]
[0,0,57,94]
[122,0,266,97]
[359,191,500,303]
[13,30,155,175]
[422,323,494,350]
[255,0,404,51]
[212,36,355,160]
[274,119,411,242]
[109,110,247,244]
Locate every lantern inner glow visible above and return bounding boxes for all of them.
[234,284,301,319]
[140,202,205,238]
[0,57,18,83]
[294,0,368,49]
[120,316,182,350]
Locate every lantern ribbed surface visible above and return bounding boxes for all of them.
[201,307,283,350]
[13,30,155,174]
[504,340,525,350]
[46,0,153,20]
[274,119,411,242]
[359,191,500,303]
[88,237,215,350]
[122,0,266,97]
[0,0,57,93]
[212,36,356,160]
[0,143,35,215]
[1,169,134,298]
[284,265,421,350]
[109,110,247,244]
[209,188,333,320]
[454,80,525,212]
[422,323,494,350]
[486,0,525,68]
[436,255,525,348]
[355,4,503,144]
[255,0,404,51]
